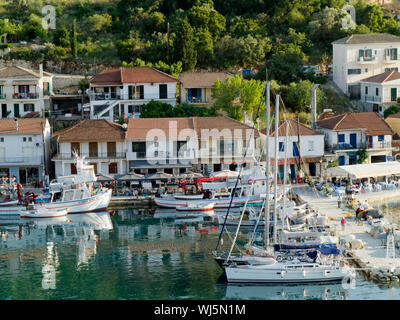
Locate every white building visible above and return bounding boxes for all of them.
[259,119,325,179]
[126,117,259,175]
[52,120,127,177]
[0,65,53,118]
[359,70,400,115]
[0,118,51,185]
[87,66,178,121]
[316,112,393,166]
[332,33,400,98]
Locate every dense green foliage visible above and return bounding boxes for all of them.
[384,105,400,119]
[1,0,399,117]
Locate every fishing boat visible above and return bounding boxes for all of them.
[0,199,18,206]
[20,206,69,219]
[176,202,215,213]
[173,194,204,200]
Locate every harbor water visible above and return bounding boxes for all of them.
[1,207,400,300]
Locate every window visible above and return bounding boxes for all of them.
[0,138,3,142]
[365,86,368,95]
[365,68,368,73]
[128,105,133,113]
[159,84,167,99]
[23,104,34,112]
[279,142,284,152]
[134,105,142,113]
[386,48,398,60]
[378,135,384,141]
[385,67,399,72]
[108,163,118,174]
[23,137,26,142]
[376,88,379,96]
[358,49,373,61]
[71,163,77,174]
[28,137,32,142]
[132,142,146,157]
[338,134,345,143]
[347,69,361,75]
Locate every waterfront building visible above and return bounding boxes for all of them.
[259,119,325,180]
[52,119,127,177]
[359,70,400,115]
[87,66,179,121]
[332,33,400,99]
[383,112,400,161]
[179,71,232,107]
[0,118,51,185]
[126,116,259,175]
[316,112,393,166]
[0,64,53,118]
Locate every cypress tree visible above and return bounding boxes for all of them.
[71,19,77,58]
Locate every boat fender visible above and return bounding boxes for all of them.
[281,271,286,278]
[303,270,306,278]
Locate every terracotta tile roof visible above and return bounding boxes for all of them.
[179,71,232,88]
[387,113,400,119]
[53,120,125,142]
[261,119,322,137]
[126,116,259,139]
[316,112,393,136]
[0,118,46,135]
[90,67,178,86]
[360,70,400,83]
[332,33,400,44]
[0,66,52,79]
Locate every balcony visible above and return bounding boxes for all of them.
[384,56,398,63]
[13,92,39,99]
[0,93,6,99]
[53,152,126,160]
[367,141,392,149]
[332,143,359,151]
[365,95,382,103]
[357,56,376,64]
[89,92,176,101]
[133,150,194,160]
[0,156,42,165]
[186,97,210,104]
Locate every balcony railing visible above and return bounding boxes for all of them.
[53,152,126,160]
[186,97,210,104]
[0,156,42,164]
[357,56,376,63]
[13,92,39,99]
[89,92,176,101]
[331,141,391,151]
[368,141,392,149]
[365,95,382,103]
[133,150,193,159]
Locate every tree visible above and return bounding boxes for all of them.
[173,18,197,70]
[384,104,400,119]
[87,14,113,32]
[282,80,324,113]
[140,101,216,118]
[267,47,306,84]
[71,19,78,58]
[54,27,71,48]
[211,74,265,121]
[22,13,48,41]
[193,27,213,67]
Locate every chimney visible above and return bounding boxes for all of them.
[39,63,43,78]
[14,118,18,131]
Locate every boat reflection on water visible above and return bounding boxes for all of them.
[224,282,349,300]
[0,211,113,269]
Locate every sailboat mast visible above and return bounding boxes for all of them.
[273,95,279,244]
[265,81,270,249]
[283,118,289,229]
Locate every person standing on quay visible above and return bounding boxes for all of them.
[341,217,346,231]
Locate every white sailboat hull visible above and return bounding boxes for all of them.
[225,264,354,283]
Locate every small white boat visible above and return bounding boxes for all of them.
[20,206,69,219]
[176,202,215,213]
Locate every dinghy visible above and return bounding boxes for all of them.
[20,206,69,219]
[176,202,215,213]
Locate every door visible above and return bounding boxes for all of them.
[89,142,98,157]
[309,163,316,176]
[159,84,167,99]
[22,146,33,162]
[90,163,97,174]
[290,164,296,181]
[338,155,345,166]
[107,142,116,157]
[392,88,397,102]
[350,133,357,148]
[367,136,373,148]
[71,163,77,174]
[292,142,299,157]
[14,104,20,118]
[138,85,144,99]
[71,142,80,157]
[1,104,6,118]
[128,85,134,99]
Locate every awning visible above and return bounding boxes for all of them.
[270,157,322,166]
[326,161,400,179]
